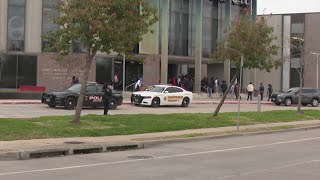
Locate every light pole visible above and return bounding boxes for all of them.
[311,52,320,89]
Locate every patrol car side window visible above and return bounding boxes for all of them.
[165,87,176,93]
[97,85,103,92]
[86,85,97,93]
[174,87,183,93]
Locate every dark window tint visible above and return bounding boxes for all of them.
[302,89,317,93]
[86,85,97,93]
[174,87,183,92]
[97,85,103,92]
[0,55,37,88]
[166,87,183,93]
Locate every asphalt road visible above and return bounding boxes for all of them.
[1,103,320,118]
[0,129,320,180]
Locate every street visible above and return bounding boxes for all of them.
[0,129,319,180]
[1,103,320,118]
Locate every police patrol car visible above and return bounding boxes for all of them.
[131,85,193,107]
[42,82,123,110]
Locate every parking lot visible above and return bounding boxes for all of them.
[1,103,320,118]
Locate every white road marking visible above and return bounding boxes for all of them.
[1,136,320,176]
[218,160,320,179]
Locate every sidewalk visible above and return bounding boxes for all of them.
[1,120,319,160]
[0,93,273,105]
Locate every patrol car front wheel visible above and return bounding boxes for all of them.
[151,98,160,108]
[181,97,190,107]
[65,97,76,110]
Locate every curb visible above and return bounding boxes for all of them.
[0,142,143,161]
[1,125,319,161]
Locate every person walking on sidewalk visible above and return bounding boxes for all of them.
[220,80,228,97]
[259,83,265,101]
[267,84,273,101]
[102,82,113,115]
[247,82,254,101]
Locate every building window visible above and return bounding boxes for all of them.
[42,0,59,52]
[0,55,37,89]
[7,0,26,51]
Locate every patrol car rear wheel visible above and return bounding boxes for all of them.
[109,98,118,110]
[65,97,76,110]
[181,97,190,107]
[151,98,160,107]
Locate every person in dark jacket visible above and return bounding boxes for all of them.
[208,80,214,98]
[259,83,265,101]
[102,82,113,115]
[267,84,273,101]
[220,80,228,96]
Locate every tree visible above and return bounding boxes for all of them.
[286,33,317,114]
[0,44,9,87]
[211,15,280,117]
[44,0,158,123]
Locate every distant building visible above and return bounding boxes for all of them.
[243,13,320,92]
[0,0,257,92]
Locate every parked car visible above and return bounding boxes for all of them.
[41,82,123,110]
[131,85,193,107]
[271,87,320,107]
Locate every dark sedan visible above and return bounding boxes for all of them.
[41,83,123,110]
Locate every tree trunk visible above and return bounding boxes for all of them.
[297,68,303,114]
[0,63,3,83]
[213,69,239,117]
[73,50,94,123]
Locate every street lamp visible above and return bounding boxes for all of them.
[311,52,320,89]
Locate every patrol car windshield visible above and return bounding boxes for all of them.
[67,84,81,93]
[148,86,166,93]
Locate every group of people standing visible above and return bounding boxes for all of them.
[169,75,194,92]
[246,82,273,101]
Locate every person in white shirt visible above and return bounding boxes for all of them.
[135,78,142,91]
[247,82,254,101]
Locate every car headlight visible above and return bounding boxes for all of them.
[277,94,283,98]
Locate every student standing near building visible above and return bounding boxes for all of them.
[267,84,273,101]
[259,83,265,100]
[208,80,214,98]
[247,82,254,101]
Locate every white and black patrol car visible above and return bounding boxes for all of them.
[41,82,123,110]
[131,85,193,107]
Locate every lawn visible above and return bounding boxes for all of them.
[0,110,319,141]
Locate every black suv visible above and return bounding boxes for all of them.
[42,83,123,110]
[271,87,320,107]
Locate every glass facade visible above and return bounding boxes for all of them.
[0,55,37,88]
[290,14,305,88]
[7,0,26,51]
[96,57,143,91]
[42,0,59,51]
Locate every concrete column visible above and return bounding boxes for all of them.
[223,0,231,83]
[251,0,257,21]
[282,15,291,91]
[0,0,8,50]
[25,0,42,53]
[139,0,159,55]
[160,0,169,84]
[194,0,203,93]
